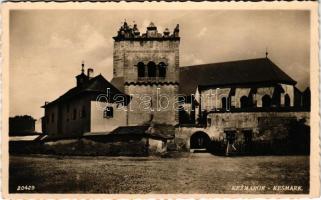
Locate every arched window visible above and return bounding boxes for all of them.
[137,62,145,77]
[240,96,248,108]
[262,95,272,108]
[221,97,227,110]
[158,62,167,78]
[284,94,290,107]
[147,62,157,77]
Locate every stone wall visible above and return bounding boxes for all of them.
[60,96,91,137]
[207,111,309,139]
[175,111,310,151]
[113,40,180,82]
[90,101,127,133]
[175,127,208,150]
[126,84,179,125]
[44,96,92,137]
[44,104,59,135]
[113,33,180,126]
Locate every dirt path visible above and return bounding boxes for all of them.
[9,154,309,194]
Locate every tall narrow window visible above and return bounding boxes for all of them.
[284,94,290,107]
[147,62,156,77]
[73,109,77,120]
[66,103,70,113]
[262,95,272,108]
[104,106,114,118]
[51,113,55,123]
[221,97,227,110]
[158,62,167,78]
[137,62,145,78]
[240,96,248,108]
[81,106,86,118]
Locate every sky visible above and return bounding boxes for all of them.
[9,10,310,119]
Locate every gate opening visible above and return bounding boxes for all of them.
[190,131,210,151]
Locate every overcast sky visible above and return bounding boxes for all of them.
[9,10,310,119]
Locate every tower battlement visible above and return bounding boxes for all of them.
[113,21,180,41]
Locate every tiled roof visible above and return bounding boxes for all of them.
[179,58,297,95]
[110,77,125,93]
[110,126,149,135]
[43,74,128,107]
[109,125,175,140]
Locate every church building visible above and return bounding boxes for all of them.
[41,21,310,153]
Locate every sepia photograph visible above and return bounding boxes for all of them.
[2,2,319,198]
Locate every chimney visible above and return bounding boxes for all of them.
[87,68,94,79]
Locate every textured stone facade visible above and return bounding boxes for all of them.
[126,84,179,125]
[113,41,180,83]
[207,111,309,139]
[198,84,295,112]
[113,22,180,125]
[43,96,92,137]
[176,111,309,150]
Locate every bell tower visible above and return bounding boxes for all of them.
[112,21,180,125]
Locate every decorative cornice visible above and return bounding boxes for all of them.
[124,81,179,86]
[113,37,180,42]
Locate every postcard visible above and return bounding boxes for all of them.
[1,1,319,198]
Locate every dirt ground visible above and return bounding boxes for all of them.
[9,153,309,194]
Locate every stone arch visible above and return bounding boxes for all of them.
[147,61,157,77]
[240,96,249,108]
[158,62,167,78]
[137,62,145,77]
[262,95,272,108]
[284,94,291,107]
[190,131,210,149]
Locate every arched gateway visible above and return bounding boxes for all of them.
[190,131,211,149]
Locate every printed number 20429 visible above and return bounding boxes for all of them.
[17,185,35,191]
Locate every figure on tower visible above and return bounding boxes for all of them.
[114,21,180,40]
[146,22,160,38]
[133,24,140,37]
[173,24,179,37]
